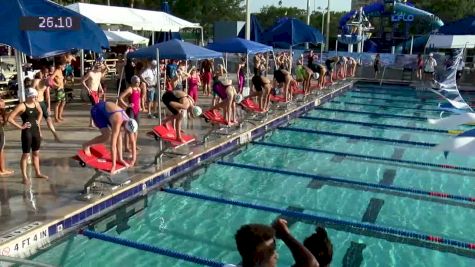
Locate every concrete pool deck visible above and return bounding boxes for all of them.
[0,78,354,259]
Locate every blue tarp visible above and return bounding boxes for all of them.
[128,39,221,60]
[0,0,108,58]
[206,37,272,54]
[151,0,182,44]
[439,16,475,35]
[261,18,325,48]
[238,14,264,42]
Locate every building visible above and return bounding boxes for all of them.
[351,0,375,10]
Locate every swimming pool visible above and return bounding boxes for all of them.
[30,83,475,266]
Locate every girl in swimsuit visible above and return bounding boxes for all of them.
[83,101,138,173]
[187,67,201,103]
[295,59,314,95]
[237,57,247,93]
[8,86,47,184]
[250,71,272,111]
[273,67,294,102]
[161,90,200,142]
[118,75,141,157]
[33,71,61,142]
[211,64,226,107]
[211,79,238,124]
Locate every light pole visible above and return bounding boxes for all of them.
[305,0,311,49]
[245,0,251,40]
[325,0,330,51]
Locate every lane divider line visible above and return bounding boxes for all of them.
[314,107,429,121]
[81,229,226,267]
[330,100,441,112]
[299,116,463,135]
[278,126,436,147]
[350,95,440,104]
[252,141,475,173]
[163,189,475,251]
[216,161,475,204]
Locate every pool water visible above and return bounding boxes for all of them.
[31,84,475,266]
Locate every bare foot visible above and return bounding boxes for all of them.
[54,118,60,123]
[35,173,48,179]
[83,145,92,156]
[175,136,185,143]
[53,132,62,143]
[22,177,31,185]
[0,169,14,176]
[119,159,130,168]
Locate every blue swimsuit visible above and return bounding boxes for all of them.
[91,101,128,129]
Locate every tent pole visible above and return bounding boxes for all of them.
[15,51,25,103]
[151,31,155,45]
[116,57,126,103]
[225,53,228,79]
[335,39,338,57]
[409,35,414,55]
[289,46,293,74]
[246,53,250,95]
[266,52,269,77]
[201,27,204,46]
[80,49,85,77]
[156,48,161,125]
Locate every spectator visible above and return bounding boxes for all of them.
[303,227,333,267]
[231,219,319,267]
[423,53,437,81]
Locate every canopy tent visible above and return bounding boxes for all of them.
[426,35,475,49]
[261,18,325,48]
[1,0,108,57]
[66,3,201,33]
[439,16,475,35]
[128,39,221,60]
[238,14,264,42]
[0,0,108,102]
[104,30,148,46]
[206,37,272,54]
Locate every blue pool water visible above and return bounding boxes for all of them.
[31,83,475,266]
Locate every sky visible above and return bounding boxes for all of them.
[250,0,352,13]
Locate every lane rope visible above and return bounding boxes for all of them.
[314,107,430,121]
[252,141,475,173]
[217,161,475,204]
[278,126,436,147]
[163,189,475,251]
[300,116,463,135]
[81,229,226,267]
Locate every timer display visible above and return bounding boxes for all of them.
[20,16,80,31]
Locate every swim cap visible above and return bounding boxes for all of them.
[234,94,243,104]
[26,88,38,98]
[125,119,138,133]
[313,73,320,80]
[192,106,202,117]
[131,75,141,84]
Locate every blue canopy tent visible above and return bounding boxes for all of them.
[238,14,264,42]
[261,18,325,49]
[128,39,221,60]
[126,39,222,123]
[206,37,273,92]
[439,16,475,35]
[149,1,182,45]
[0,0,108,101]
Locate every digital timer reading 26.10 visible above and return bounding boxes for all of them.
[20,16,81,31]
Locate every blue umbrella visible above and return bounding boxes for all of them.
[0,0,108,58]
[238,14,264,42]
[160,1,171,14]
[206,37,272,54]
[128,39,221,60]
[262,17,325,48]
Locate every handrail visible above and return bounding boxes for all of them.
[380,65,387,86]
[0,255,55,267]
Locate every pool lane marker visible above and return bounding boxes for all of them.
[379,169,397,186]
[278,126,436,147]
[81,229,226,267]
[349,95,440,104]
[252,141,475,173]
[361,198,385,224]
[216,160,475,205]
[163,188,475,251]
[330,100,441,112]
[314,107,429,121]
[300,116,463,135]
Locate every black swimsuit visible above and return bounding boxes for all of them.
[162,91,182,115]
[274,69,286,83]
[20,103,41,153]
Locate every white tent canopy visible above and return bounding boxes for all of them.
[66,3,201,32]
[426,35,475,49]
[103,30,148,46]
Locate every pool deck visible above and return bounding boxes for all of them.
[0,78,354,259]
